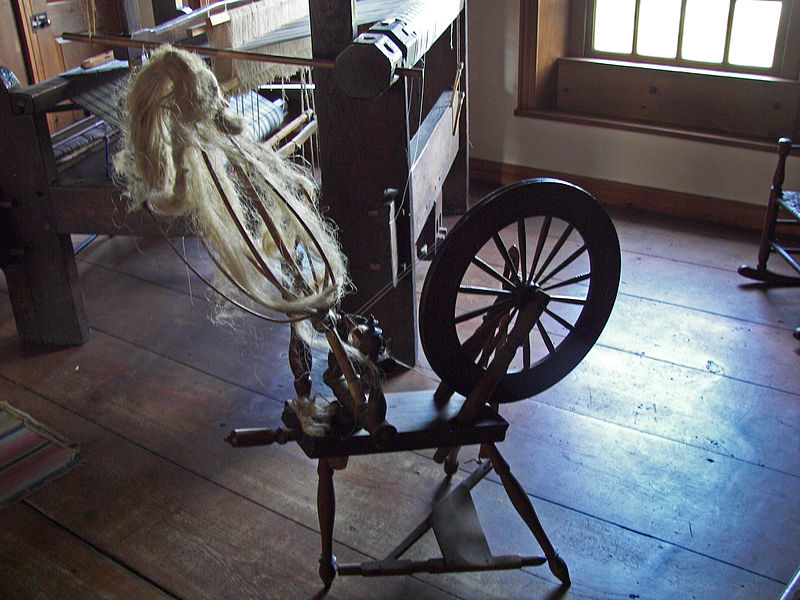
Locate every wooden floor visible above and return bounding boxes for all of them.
[1,191,799,600]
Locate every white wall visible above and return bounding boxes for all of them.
[467,0,800,207]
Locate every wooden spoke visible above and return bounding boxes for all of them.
[537,244,587,287]
[458,286,515,297]
[548,295,588,306]
[543,307,575,332]
[518,219,528,282]
[541,272,591,291]
[534,224,575,284]
[522,333,532,368]
[536,319,557,355]
[454,297,514,325]
[471,256,518,289]
[492,233,520,281]
[527,215,551,285]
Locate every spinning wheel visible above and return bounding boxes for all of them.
[420,179,621,401]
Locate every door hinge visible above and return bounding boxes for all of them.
[30,12,51,31]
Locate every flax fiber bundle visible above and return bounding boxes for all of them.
[114,46,349,327]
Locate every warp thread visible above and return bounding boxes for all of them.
[207,0,311,95]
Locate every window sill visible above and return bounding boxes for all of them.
[513,107,780,153]
[530,57,800,146]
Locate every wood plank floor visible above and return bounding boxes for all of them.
[1,189,799,600]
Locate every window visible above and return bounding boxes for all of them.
[590,0,787,74]
[517,0,800,143]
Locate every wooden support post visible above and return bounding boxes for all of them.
[0,84,88,346]
[307,0,425,366]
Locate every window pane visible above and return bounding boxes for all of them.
[729,0,782,68]
[636,0,682,58]
[682,0,731,63]
[594,0,636,54]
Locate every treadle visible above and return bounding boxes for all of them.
[430,469,493,568]
[338,554,548,577]
[337,457,548,578]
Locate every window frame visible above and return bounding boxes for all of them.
[517,0,800,146]
[584,0,793,77]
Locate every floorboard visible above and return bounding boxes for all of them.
[0,502,175,600]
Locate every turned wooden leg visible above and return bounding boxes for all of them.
[444,447,461,476]
[483,443,570,586]
[433,446,461,476]
[317,458,337,588]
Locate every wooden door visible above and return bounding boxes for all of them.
[14,0,119,131]
[0,0,30,86]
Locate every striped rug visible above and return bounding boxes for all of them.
[0,402,79,509]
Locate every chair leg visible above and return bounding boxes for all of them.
[757,193,781,270]
[482,443,570,586]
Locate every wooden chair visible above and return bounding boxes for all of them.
[738,138,800,340]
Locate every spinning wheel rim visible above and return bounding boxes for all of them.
[419,179,621,402]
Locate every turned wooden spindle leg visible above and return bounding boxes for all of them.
[444,447,461,476]
[317,458,337,587]
[432,446,462,476]
[482,443,570,586]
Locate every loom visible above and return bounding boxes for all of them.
[1,0,623,593]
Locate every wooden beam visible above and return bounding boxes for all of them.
[409,91,459,241]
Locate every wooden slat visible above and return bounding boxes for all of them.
[49,184,194,237]
[600,292,799,394]
[535,346,800,477]
[409,91,459,241]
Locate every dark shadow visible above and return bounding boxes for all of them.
[309,586,330,600]
[738,281,800,290]
[541,583,571,600]
[431,472,454,504]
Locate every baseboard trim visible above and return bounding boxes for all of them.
[470,158,765,232]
